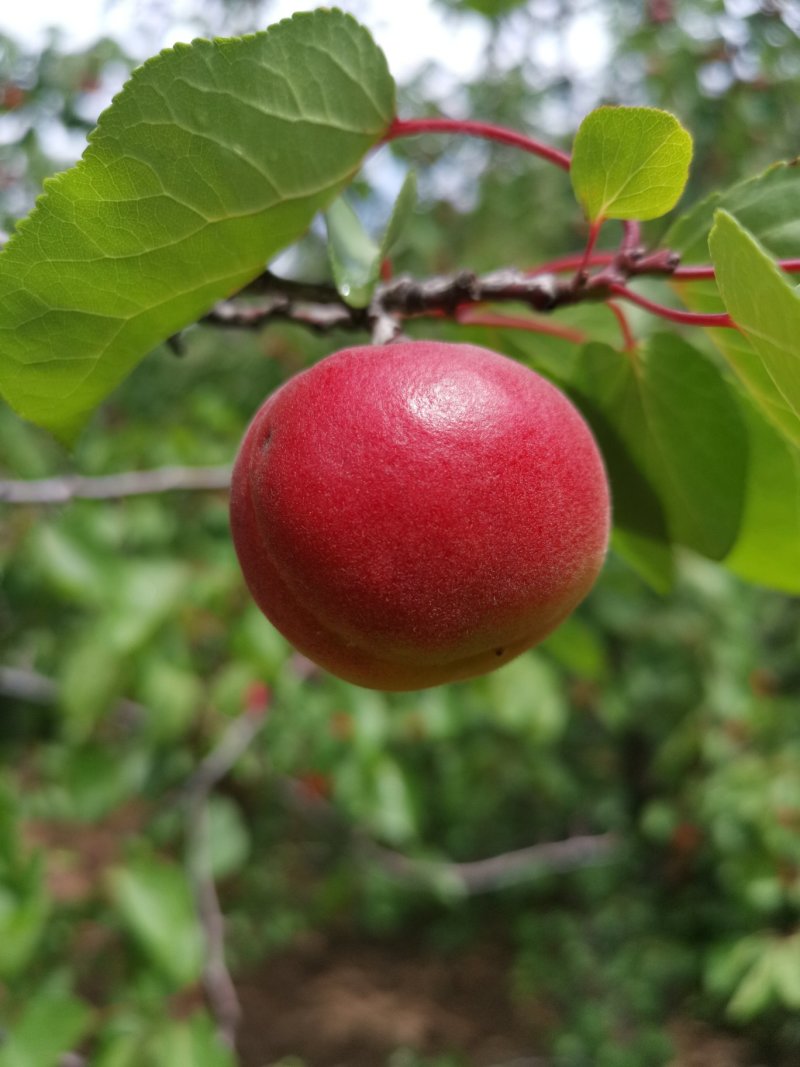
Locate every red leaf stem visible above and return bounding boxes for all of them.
[384,116,572,172]
[608,283,736,327]
[454,306,588,343]
[606,301,637,351]
[673,258,800,280]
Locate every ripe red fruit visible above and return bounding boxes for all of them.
[230,341,610,691]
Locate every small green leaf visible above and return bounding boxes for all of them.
[109,854,204,988]
[705,934,767,997]
[94,1014,236,1067]
[709,210,800,438]
[488,654,567,741]
[611,528,674,594]
[372,755,417,845]
[325,196,381,308]
[727,945,779,1020]
[0,984,91,1067]
[540,615,608,681]
[0,10,395,441]
[148,1014,236,1067]
[0,867,50,980]
[0,787,50,980]
[380,170,417,257]
[206,796,250,879]
[326,171,417,308]
[571,106,692,221]
[773,936,800,1009]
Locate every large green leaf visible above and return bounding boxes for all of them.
[567,337,746,563]
[725,390,800,593]
[570,106,692,222]
[0,10,395,442]
[667,161,800,446]
[709,210,800,437]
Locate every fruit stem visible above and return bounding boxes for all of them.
[385,116,572,172]
[608,283,736,327]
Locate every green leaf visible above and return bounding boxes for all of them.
[206,796,250,879]
[371,755,417,845]
[0,11,395,442]
[709,210,800,439]
[611,528,674,594]
[705,934,768,997]
[60,633,127,739]
[570,106,692,222]
[568,337,746,562]
[94,1014,235,1067]
[726,945,779,1020]
[0,869,50,980]
[0,984,91,1067]
[540,615,608,681]
[667,161,800,446]
[488,653,567,741]
[725,390,800,593]
[0,787,50,980]
[109,854,204,988]
[326,170,416,308]
[772,936,800,1010]
[325,196,381,308]
[146,1014,236,1067]
[380,169,417,257]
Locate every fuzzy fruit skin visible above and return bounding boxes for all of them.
[230,341,610,690]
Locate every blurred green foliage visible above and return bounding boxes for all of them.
[1,2,800,1065]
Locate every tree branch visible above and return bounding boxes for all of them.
[0,464,232,505]
[203,248,716,344]
[183,703,269,1050]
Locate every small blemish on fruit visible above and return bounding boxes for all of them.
[495,648,505,657]
[261,430,272,453]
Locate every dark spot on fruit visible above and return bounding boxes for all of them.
[261,430,272,453]
[495,648,505,657]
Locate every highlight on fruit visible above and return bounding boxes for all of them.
[230,340,610,691]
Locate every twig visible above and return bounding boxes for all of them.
[276,776,617,895]
[0,464,232,505]
[4,664,619,895]
[0,665,146,731]
[361,832,618,894]
[183,705,268,1050]
[182,708,267,805]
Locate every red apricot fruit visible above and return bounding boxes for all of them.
[230,340,610,690]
